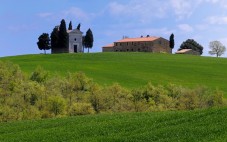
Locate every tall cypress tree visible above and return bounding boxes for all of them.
[169,33,174,49]
[77,23,81,30]
[84,28,94,53]
[58,19,68,49]
[50,27,59,49]
[68,21,72,30]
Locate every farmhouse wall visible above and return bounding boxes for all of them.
[107,37,171,53]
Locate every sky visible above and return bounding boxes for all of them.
[1,0,227,57]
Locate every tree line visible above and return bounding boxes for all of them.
[0,61,224,122]
[37,19,94,53]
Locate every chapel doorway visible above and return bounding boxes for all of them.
[74,45,78,53]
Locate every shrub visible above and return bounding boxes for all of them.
[69,103,95,116]
[89,83,103,113]
[178,89,199,110]
[206,88,223,107]
[48,96,66,116]
[30,66,49,83]
[102,83,132,112]
[66,72,92,92]
[131,88,147,112]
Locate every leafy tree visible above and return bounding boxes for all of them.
[50,27,59,49]
[89,83,102,113]
[48,96,66,116]
[84,28,94,53]
[169,33,174,49]
[68,21,72,30]
[179,39,203,55]
[208,41,226,57]
[30,66,49,83]
[58,19,69,49]
[37,33,50,54]
[77,23,81,30]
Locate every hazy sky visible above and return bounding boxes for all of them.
[1,0,227,57]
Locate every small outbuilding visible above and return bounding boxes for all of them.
[102,44,114,52]
[175,49,200,55]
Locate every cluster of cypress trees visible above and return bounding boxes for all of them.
[37,19,93,53]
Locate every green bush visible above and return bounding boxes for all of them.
[30,66,49,83]
[69,103,94,116]
[48,96,66,116]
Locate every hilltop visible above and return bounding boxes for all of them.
[1,52,227,96]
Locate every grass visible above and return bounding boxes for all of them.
[1,53,227,141]
[1,52,227,96]
[0,108,227,141]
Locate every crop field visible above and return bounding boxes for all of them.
[0,108,227,141]
[1,52,227,96]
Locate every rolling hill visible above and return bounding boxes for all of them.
[1,52,227,96]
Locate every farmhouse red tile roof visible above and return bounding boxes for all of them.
[115,37,160,43]
[176,49,192,53]
[103,43,114,48]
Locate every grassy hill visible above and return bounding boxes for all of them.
[0,108,227,141]
[1,52,227,96]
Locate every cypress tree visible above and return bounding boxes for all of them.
[84,28,94,53]
[58,19,68,49]
[68,21,72,30]
[169,33,174,49]
[77,23,81,30]
[50,27,59,49]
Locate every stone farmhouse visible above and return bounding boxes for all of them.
[102,36,172,53]
[51,27,83,54]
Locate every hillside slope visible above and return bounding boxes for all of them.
[0,108,227,141]
[1,52,227,95]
